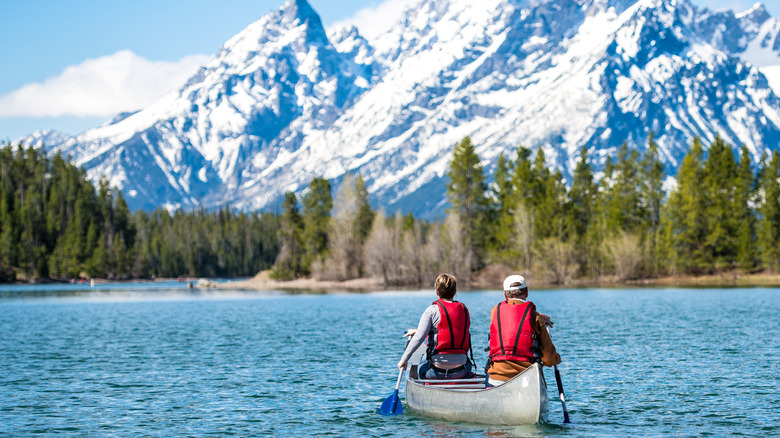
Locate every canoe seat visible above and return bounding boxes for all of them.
[422,383,486,389]
[413,377,487,389]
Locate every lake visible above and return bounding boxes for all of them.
[1,283,778,436]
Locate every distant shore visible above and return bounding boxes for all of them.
[6,270,780,290]
[211,269,780,292]
[212,271,384,292]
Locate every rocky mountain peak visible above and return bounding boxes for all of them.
[15,0,780,218]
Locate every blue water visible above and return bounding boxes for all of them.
[1,284,778,437]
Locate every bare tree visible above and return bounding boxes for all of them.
[533,236,577,284]
[316,174,362,281]
[364,211,404,285]
[514,202,535,272]
[399,217,424,285]
[439,213,472,284]
[603,231,644,280]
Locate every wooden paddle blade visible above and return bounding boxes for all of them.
[378,390,403,415]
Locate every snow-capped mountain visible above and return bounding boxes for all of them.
[18,0,780,217]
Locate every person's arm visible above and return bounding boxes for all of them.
[397,306,435,369]
[534,311,561,366]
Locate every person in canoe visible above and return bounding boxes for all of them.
[397,273,476,379]
[485,274,561,387]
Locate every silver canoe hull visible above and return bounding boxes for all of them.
[405,363,549,425]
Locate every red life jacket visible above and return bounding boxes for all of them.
[427,299,471,357]
[489,300,538,362]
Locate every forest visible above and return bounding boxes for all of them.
[0,145,279,282]
[2,135,780,285]
[272,134,780,285]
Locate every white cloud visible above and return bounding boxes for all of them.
[331,0,418,41]
[0,50,209,118]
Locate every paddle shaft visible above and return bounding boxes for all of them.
[547,326,571,424]
[379,335,412,415]
[391,335,413,412]
[391,367,404,412]
[553,364,571,423]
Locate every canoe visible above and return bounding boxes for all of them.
[404,343,549,425]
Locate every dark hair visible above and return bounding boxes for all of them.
[434,274,457,300]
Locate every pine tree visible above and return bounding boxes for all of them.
[511,146,534,205]
[569,146,596,239]
[640,133,665,273]
[569,146,597,275]
[660,138,707,273]
[491,152,516,263]
[701,136,739,269]
[758,151,780,271]
[271,192,305,279]
[353,174,375,246]
[529,148,567,240]
[603,142,646,234]
[445,136,491,271]
[302,177,332,269]
[735,146,756,271]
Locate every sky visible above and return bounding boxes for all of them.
[1,0,777,141]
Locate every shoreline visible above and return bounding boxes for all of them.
[211,270,780,292]
[6,271,780,291]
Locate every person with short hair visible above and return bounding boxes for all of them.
[397,273,475,379]
[486,274,561,387]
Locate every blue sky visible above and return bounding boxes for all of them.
[1,0,777,141]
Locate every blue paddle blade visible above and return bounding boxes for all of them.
[378,389,403,415]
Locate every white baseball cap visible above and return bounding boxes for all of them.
[503,275,527,292]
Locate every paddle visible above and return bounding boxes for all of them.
[378,366,405,415]
[547,326,571,424]
[378,335,411,416]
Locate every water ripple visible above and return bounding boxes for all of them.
[0,287,779,436]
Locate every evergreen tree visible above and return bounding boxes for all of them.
[271,192,305,279]
[569,146,596,239]
[735,146,756,270]
[445,136,491,270]
[640,133,665,273]
[529,148,568,240]
[511,146,534,205]
[758,151,780,271]
[490,152,516,263]
[354,174,375,246]
[302,177,332,269]
[660,138,707,273]
[569,146,598,275]
[603,142,646,234]
[701,136,739,269]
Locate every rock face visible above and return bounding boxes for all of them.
[18,0,780,218]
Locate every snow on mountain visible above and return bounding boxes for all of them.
[16,0,780,218]
[280,0,780,213]
[21,0,376,211]
[696,2,780,92]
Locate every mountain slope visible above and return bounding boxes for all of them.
[19,0,780,218]
[25,0,377,211]
[277,0,780,213]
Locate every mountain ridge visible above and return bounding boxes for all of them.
[17,0,780,218]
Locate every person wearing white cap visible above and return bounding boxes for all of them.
[485,274,561,387]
